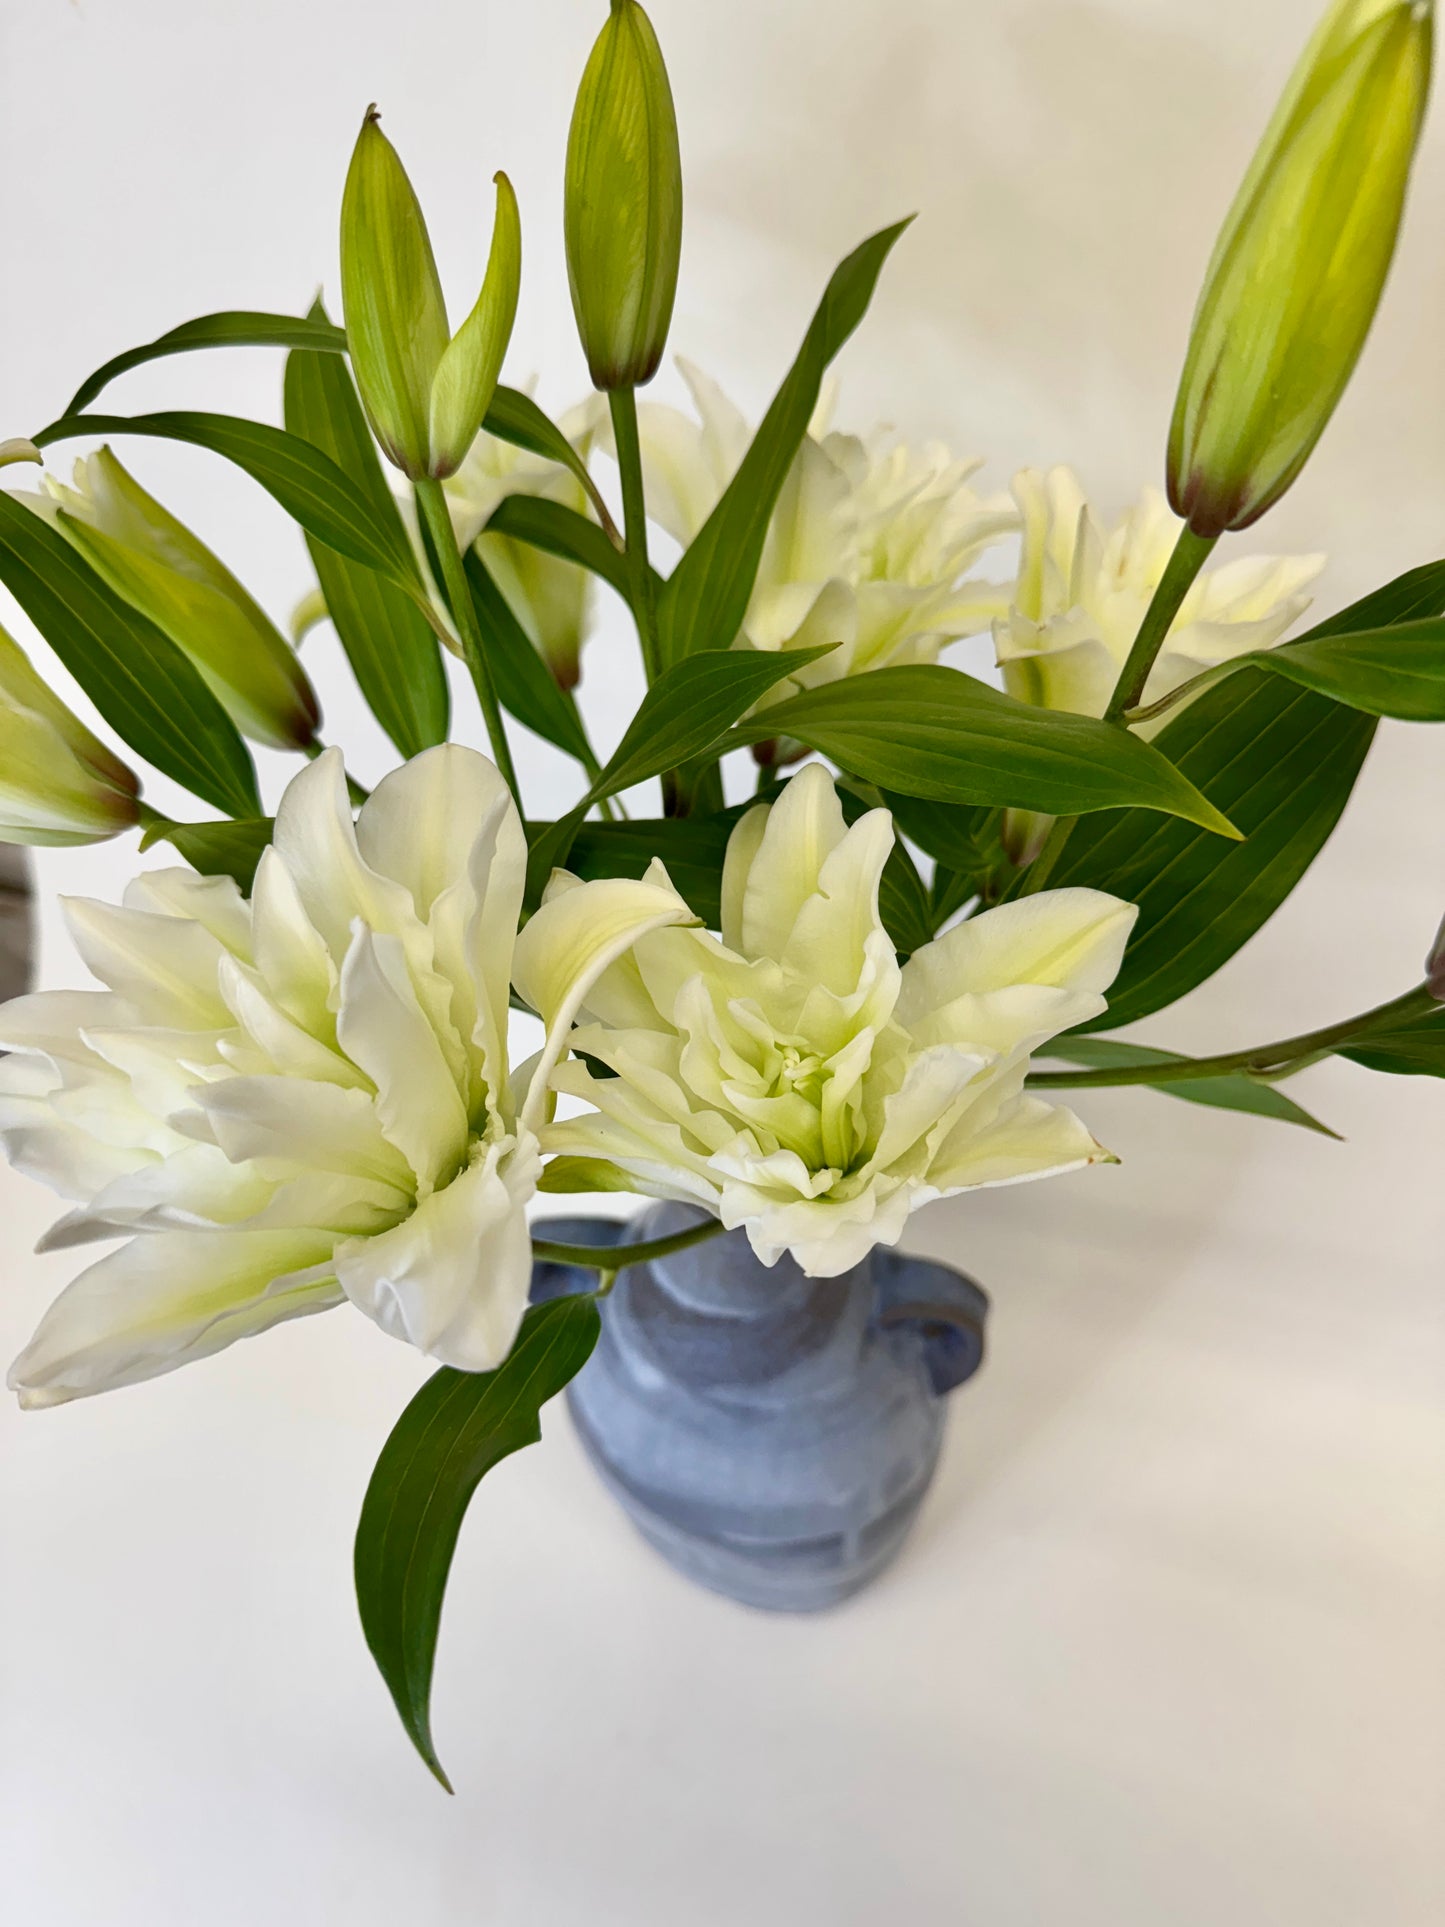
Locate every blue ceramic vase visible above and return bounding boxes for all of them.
[530,1203,989,1612]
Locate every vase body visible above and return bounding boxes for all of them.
[530,1204,988,1612]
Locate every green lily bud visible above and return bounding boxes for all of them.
[341,109,523,481]
[565,0,682,390]
[1168,0,1433,538]
[37,450,321,752]
[0,622,139,846]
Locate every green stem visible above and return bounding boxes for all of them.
[1027,985,1435,1091]
[608,387,662,685]
[1019,524,1219,897]
[415,476,521,804]
[1105,525,1219,722]
[531,1214,726,1275]
[1123,658,1239,729]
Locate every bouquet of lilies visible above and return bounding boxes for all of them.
[1,0,1441,1783]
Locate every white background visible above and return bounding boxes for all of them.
[1,1,1443,1921]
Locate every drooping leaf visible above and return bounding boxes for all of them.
[1048,560,1445,1030]
[462,547,594,766]
[145,816,275,893]
[482,386,618,535]
[727,666,1238,835]
[0,492,260,817]
[56,310,348,419]
[353,1294,601,1789]
[655,220,912,668]
[484,493,636,609]
[32,412,421,591]
[284,310,449,757]
[1040,1036,1340,1136]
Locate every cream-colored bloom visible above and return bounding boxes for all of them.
[443,397,603,689]
[0,746,690,1406]
[0,623,139,846]
[630,362,1016,709]
[35,449,321,750]
[994,467,1324,725]
[522,764,1135,1278]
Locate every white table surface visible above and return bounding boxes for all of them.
[3,1,1444,1920]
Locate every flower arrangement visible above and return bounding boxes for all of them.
[1,0,1442,1785]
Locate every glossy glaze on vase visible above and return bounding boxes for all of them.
[531,1203,988,1612]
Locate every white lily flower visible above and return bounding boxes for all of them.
[992,466,1325,859]
[629,362,1017,722]
[442,394,604,689]
[994,466,1324,725]
[0,622,139,847]
[521,764,1136,1278]
[0,746,691,1406]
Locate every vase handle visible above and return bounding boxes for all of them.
[873,1252,989,1396]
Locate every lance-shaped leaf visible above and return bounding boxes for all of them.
[32,411,421,591]
[284,309,450,758]
[1039,1036,1340,1136]
[726,665,1238,834]
[655,219,912,668]
[354,1293,601,1788]
[1052,561,1445,1030]
[462,547,593,766]
[485,493,638,609]
[58,311,348,419]
[1339,1003,1445,1077]
[596,643,839,797]
[1229,618,1445,720]
[0,491,260,818]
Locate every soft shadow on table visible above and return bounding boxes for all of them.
[903,1085,1249,1544]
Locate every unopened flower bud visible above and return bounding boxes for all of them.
[341,109,522,481]
[0,623,139,846]
[1168,0,1434,538]
[38,449,321,751]
[564,0,682,390]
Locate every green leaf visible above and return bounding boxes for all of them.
[569,815,732,923]
[597,644,838,800]
[56,311,348,419]
[1041,1036,1341,1136]
[1297,559,1445,638]
[145,816,275,893]
[1339,1004,1445,1076]
[482,387,618,536]
[284,310,449,758]
[655,220,912,668]
[484,493,635,608]
[32,411,421,591]
[353,1294,601,1789]
[462,546,593,766]
[1241,619,1445,719]
[1048,559,1445,1031]
[0,492,260,817]
[728,666,1239,835]
[881,793,999,873]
